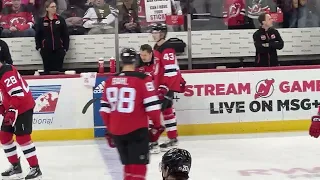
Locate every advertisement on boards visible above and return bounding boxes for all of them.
[26,78,93,130]
[175,69,320,125]
[31,85,61,127]
[93,76,108,137]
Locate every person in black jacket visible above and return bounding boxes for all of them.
[253,13,284,67]
[35,0,69,74]
[0,39,13,65]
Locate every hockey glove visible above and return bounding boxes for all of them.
[309,115,320,138]
[158,85,169,100]
[105,131,116,148]
[149,125,165,142]
[3,108,18,126]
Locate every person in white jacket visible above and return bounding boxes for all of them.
[83,0,118,34]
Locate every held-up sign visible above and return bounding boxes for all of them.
[145,0,172,22]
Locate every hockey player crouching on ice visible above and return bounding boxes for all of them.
[138,23,186,153]
[0,63,42,179]
[161,148,192,180]
[99,48,165,180]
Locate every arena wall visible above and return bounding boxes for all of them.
[23,65,319,141]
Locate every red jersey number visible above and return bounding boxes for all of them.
[106,87,136,113]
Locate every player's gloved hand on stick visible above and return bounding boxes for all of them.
[310,115,320,138]
[158,85,168,100]
[3,108,18,126]
[105,131,116,148]
[149,125,165,142]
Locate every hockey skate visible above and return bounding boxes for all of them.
[25,166,42,180]
[149,142,160,154]
[160,138,178,152]
[1,160,23,180]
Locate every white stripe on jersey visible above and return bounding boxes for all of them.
[100,107,111,113]
[8,86,24,97]
[164,64,178,77]
[143,95,161,112]
[100,100,111,113]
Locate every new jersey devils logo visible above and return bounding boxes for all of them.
[248,0,269,18]
[229,3,241,17]
[254,78,275,99]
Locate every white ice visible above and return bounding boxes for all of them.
[1,132,320,180]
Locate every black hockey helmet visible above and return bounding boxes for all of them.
[120,48,137,64]
[161,148,192,178]
[149,23,167,33]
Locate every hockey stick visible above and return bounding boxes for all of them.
[82,98,100,114]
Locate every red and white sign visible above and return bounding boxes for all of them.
[175,66,320,125]
[166,15,184,25]
[145,0,172,22]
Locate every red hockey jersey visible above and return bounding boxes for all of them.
[0,65,35,115]
[222,0,246,26]
[154,41,183,92]
[0,5,34,30]
[99,71,161,135]
[136,56,161,89]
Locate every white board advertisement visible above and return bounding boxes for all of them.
[145,0,172,22]
[26,78,93,130]
[175,68,320,125]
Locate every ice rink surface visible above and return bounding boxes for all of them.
[1,132,320,180]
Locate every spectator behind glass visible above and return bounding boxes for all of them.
[0,0,35,37]
[35,0,69,74]
[118,0,140,33]
[61,5,86,35]
[83,0,119,34]
[3,0,34,7]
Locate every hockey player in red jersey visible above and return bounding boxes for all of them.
[147,23,186,153]
[161,148,192,180]
[0,63,42,180]
[99,48,164,180]
[309,106,320,138]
